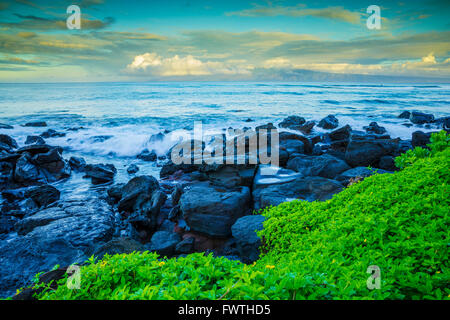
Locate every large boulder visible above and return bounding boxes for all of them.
[179,182,251,237]
[318,115,338,129]
[335,166,390,185]
[147,231,181,257]
[411,131,432,148]
[328,125,352,141]
[231,215,265,263]
[345,137,399,167]
[24,184,60,208]
[84,163,116,185]
[0,198,115,298]
[0,134,18,150]
[278,116,306,130]
[118,175,160,213]
[286,154,350,179]
[25,136,45,145]
[14,153,41,183]
[398,111,411,119]
[93,238,146,259]
[24,121,47,127]
[252,166,343,210]
[409,112,434,124]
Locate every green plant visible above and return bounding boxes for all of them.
[33,131,450,300]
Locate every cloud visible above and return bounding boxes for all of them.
[126,52,252,77]
[0,57,40,65]
[227,5,361,24]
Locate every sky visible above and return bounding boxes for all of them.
[0,0,449,82]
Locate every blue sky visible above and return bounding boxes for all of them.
[0,0,449,81]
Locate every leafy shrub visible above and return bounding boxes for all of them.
[35,132,449,300]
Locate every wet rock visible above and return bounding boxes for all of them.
[295,120,315,134]
[411,131,432,148]
[93,238,145,259]
[318,115,339,129]
[175,237,195,254]
[409,112,434,124]
[378,155,397,171]
[24,184,60,208]
[231,215,265,263]
[336,167,390,185]
[168,205,181,221]
[278,116,306,129]
[180,182,251,237]
[255,123,277,132]
[127,164,139,174]
[14,153,41,183]
[68,156,86,171]
[0,161,13,185]
[398,111,411,119]
[118,175,160,213]
[0,134,18,150]
[84,163,116,185]
[107,183,125,203]
[24,121,47,127]
[252,166,343,210]
[16,144,52,156]
[363,122,387,135]
[345,137,399,167]
[137,149,157,162]
[329,125,352,141]
[435,116,450,129]
[0,123,13,129]
[206,166,256,188]
[0,198,115,298]
[159,219,176,232]
[89,135,112,143]
[25,136,45,145]
[171,185,183,206]
[147,231,181,257]
[40,129,66,138]
[287,154,350,179]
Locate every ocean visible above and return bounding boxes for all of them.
[0,82,448,198]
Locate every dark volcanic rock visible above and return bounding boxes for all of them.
[0,161,14,185]
[252,166,343,210]
[84,163,116,184]
[127,164,139,174]
[336,166,390,185]
[25,184,60,208]
[25,136,45,145]
[137,149,157,162]
[411,131,432,148]
[107,183,125,203]
[118,175,160,213]
[171,184,183,206]
[0,198,115,298]
[180,182,251,237]
[318,115,338,129]
[295,120,315,134]
[93,238,145,259]
[14,153,41,183]
[231,215,265,263]
[147,231,181,257]
[68,156,86,171]
[329,125,352,141]
[345,137,399,167]
[0,134,18,150]
[40,129,66,138]
[363,122,387,135]
[175,237,195,254]
[278,116,306,129]
[398,111,411,119]
[0,123,13,129]
[24,121,47,127]
[435,116,450,129]
[409,112,434,124]
[378,155,397,171]
[287,154,350,179]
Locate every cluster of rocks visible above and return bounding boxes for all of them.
[1,111,448,298]
[398,111,450,129]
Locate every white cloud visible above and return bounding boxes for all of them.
[126,52,252,76]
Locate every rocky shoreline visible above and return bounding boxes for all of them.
[0,112,449,298]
